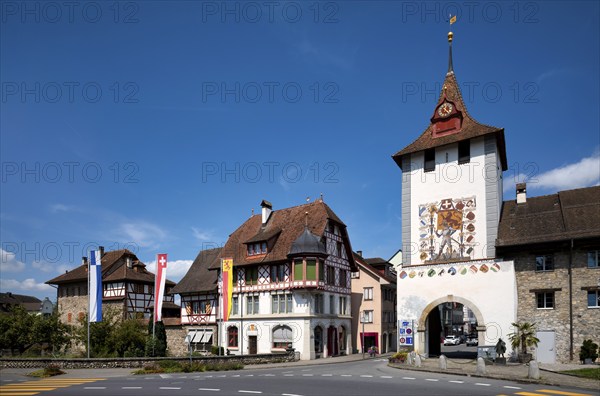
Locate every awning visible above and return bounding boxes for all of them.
[272,326,293,343]
[188,330,213,344]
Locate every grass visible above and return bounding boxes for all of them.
[28,366,65,378]
[560,367,600,380]
[133,361,244,375]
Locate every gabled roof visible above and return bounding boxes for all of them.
[392,65,507,171]
[497,186,600,247]
[0,292,42,313]
[170,247,222,295]
[209,200,355,270]
[46,249,175,286]
[352,253,396,284]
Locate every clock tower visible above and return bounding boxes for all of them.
[392,31,508,266]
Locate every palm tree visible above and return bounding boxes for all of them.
[508,322,540,355]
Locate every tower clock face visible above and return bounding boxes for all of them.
[437,102,453,118]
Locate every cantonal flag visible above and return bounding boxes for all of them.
[88,249,102,323]
[154,253,167,323]
[221,258,233,321]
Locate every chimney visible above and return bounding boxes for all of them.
[357,250,363,257]
[99,246,105,257]
[261,200,273,225]
[81,257,87,266]
[516,183,527,204]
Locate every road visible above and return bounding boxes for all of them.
[0,359,596,396]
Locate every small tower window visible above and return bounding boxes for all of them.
[458,140,470,164]
[424,149,435,172]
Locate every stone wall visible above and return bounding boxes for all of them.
[510,247,600,363]
[0,351,297,369]
[166,326,187,357]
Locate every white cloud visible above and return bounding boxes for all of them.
[31,260,71,274]
[118,221,166,249]
[0,248,26,273]
[0,278,54,293]
[192,227,213,242]
[505,151,600,194]
[49,203,77,213]
[145,259,194,282]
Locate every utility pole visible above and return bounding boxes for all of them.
[361,311,365,359]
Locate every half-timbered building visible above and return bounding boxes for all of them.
[174,199,357,360]
[46,247,177,324]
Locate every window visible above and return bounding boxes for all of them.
[458,140,470,164]
[339,296,347,315]
[272,294,292,314]
[67,312,72,323]
[314,326,323,353]
[326,266,335,286]
[232,296,239,315]
[588,290,600,308]
[245,267,258,285]
[233,268,241,285]
[314,294,324,314]
[329,295,335,314]
[192,301,201,315]
[247,295,259,315]
[351,271,359,279]
[536,255,554,271]
[424,148,435,172]
[306,259,317,281]
[363,287,374,301]
[336,241,343,257]
[339,269,347,288]
[247,242,267,256]
[228,326,238,347]
[362,310,373,323]
[588,251,599,268]
[270,264,287,283]
[536,292,554,309]
[272,325,293,349]
[294,259,304,281]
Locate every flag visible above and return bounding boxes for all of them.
[88,250,102,322]
[450,15,457,24]
[154,253,167,323]
[221,258,233,321]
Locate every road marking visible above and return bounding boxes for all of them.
[402,377,416,380]
[284,374,294,377]
[341,374,352,377]
[231,375,241,377]
[302,374,313,376]
[282,394,303,396]
[425,378,439,382]
[321,374,332,376]
[504,386,521,389]
[199,388,221,392]
[217,375,227,378]
[0,393,39,396]
[238,391,262,394]
[160,387,182,390]
[536,391,594,396]
[475,383,491,386]
[261,374,275,377]
[515,393,548,396]
[245,375,254,377]
[380,376,393,379]
[84,387,107,389]
[122,387,143,389]
[449,380,464,384]
[360,375,373,378]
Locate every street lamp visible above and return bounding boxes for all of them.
[360,311,365,359]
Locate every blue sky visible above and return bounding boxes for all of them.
[1,1,599,300]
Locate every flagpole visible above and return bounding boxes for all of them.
[87,252,91,359]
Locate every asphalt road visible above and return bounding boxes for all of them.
[1,359,597,396]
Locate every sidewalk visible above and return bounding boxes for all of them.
[386,355,600,391]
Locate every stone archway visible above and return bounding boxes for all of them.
[417,295,486,357]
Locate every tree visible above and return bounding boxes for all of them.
[508,322,540,355]
[75,306,121,357]
[146,320,167,357]
[0,306,35,355]
[111,319,146,357]
[30,311,71,355]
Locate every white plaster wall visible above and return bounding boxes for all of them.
[409,137,498,264]
[396,259,517,355]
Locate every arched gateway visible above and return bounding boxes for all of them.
[391,30,518,357]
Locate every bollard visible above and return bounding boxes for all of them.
[476,357,486,375]
[528,361,540,379]
[415,354,422,368]
[439,355,447,370]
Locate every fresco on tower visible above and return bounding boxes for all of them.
[418,196,476,263]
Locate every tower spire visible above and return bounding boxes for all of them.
[447,31,454,74]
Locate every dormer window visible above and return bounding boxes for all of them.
[247,242,267,256]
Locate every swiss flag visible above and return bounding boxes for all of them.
[154,254,167,322]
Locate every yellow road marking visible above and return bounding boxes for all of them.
[537,390,594,396]
[515,393,547,396]
[0,393,39,396]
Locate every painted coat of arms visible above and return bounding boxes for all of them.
[418,196,476,263]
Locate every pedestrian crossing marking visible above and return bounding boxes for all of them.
[0,378,105,395]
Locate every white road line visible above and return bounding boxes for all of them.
[475,383,491,386]
[238,391,262,394]
[380,376,393,379]
[341,374,352,377]
[302,374,313,376]
[231,375,241,377]
[160,387,182,390]
[122,387,143,389]
[503,386,521,389]
[217,375,227,378]
[282,394,303,396]
[402,377,416,380]
[245,374,254,377]
[449,380,464,384]
[261,374,275,377]
[84,387,107,389]
[282,371,293,374]
[321,374,332,377]
[283,374,294,377]
[199,389,221,392]
[301,369,312,371]
[425,379,439,382]
[360,375,373,378]
[2,380,14,382]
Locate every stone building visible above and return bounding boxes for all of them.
[174,199,357,360]
[497,184,600,363]
[350,253,397,354]
[46,248,177,324]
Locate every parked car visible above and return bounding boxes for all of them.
[466,337,478,346]
[443,335,460,346]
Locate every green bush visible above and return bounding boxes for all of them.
[211,345,225,355]
[579,339,599,363]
